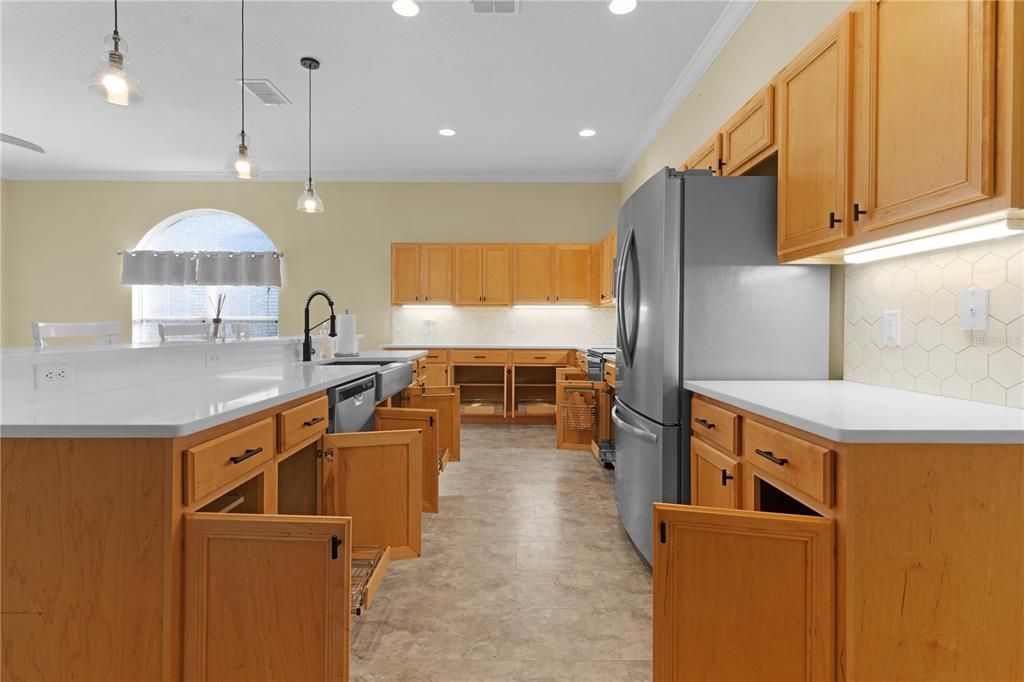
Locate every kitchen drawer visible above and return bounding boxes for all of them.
[351,545,390,615]
[690,398,739,454]
[277,395,329,452]
[451,349,509,364]
[742,419,834,506]
[512,350,570,365]
[424,349,449,363]
[603,362,616,387]
[185,418,275,505]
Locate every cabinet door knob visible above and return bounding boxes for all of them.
[853,203,867,221]
[829,212,843,229]
[721,469,735,486]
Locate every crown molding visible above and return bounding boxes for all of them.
[613,0,755,181]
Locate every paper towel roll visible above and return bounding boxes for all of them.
[336,311,360,356]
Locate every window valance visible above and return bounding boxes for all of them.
[119,250,284,286]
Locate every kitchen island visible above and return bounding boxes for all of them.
[1,344,433,682]
[655,380,1024,682]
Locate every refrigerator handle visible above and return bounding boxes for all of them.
[611,405,658,443]
[616,226,638,368]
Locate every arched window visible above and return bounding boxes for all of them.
[131,210,280,342]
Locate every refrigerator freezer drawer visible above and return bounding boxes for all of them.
[612,401,682,564]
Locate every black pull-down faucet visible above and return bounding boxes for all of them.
[303,289,337,362]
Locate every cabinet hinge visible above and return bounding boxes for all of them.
[659,521,666,544]
[330,535,342,560]
[316,447,335,461]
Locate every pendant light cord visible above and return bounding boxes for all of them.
[240,0,246,141]
[112,0,120,46]
[307,65,313,183]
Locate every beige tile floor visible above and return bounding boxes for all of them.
[351,424,653,682]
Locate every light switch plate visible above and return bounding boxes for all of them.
[882,310,901,346]
[959,288,989,330]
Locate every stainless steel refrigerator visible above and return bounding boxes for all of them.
[612,168,830,563]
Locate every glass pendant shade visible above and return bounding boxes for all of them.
[86,34,144,106]
[297,180,324,214]
[228,133,258,179]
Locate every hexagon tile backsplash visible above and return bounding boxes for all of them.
[844,234,1023,407]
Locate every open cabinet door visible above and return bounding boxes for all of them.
[375,407,442,514]
[320,430,422,560]
[653,504,834,682]
[183,513,351,682]
[399,385,461,461]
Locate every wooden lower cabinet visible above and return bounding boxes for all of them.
[653,504,835,682]
[689,437,740,509]
[397,385,462,462]
[422,362,449,387]
[375,407,442,514]
[319,429,422,560]
[183,513,352,682]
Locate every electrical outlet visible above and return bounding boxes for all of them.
[205,351,225,367]
[34,364,74,390]
[585,320,595,333]
[882,310,901,346]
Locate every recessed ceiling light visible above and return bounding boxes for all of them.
[608,0,637,15]
[392,0,420,17]
[578,128,597,138]
[438,128,456,137]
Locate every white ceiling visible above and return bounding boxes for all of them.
[1,0,751,182]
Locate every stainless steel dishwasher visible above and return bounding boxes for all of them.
[327,375,377,433]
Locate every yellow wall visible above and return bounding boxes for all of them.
[621,0,849,200]
[0,181,619,348]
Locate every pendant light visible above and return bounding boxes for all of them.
[85,0,144,106]
[228,0,257,179]
[297,57,324,214]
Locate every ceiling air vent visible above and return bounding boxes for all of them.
[239,79,291,106]
[471,0,519,14]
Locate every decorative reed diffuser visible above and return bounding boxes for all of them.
[209,293,227,341]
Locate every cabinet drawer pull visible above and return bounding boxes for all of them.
[474,355,486,359]
[754,448,789,466]
[721,469,734,486]
[229,447,263,464]
[534,356,547,359]
[694,418,715,429]
[303,416,325,427]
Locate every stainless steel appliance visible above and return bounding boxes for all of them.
[613,168,829,563]
[325,359,413,402]
[327,375,377,433]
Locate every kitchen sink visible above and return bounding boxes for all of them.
[323,359,413,402]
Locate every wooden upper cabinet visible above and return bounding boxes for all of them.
[553,245,592,304]
[690,437,740,510]
[183,513,351,682]
[420,244,454,304]
[599,229,617,305]
[482,245,512,305]
[683,133,722,175]
[320,429,423,560]
[852,0,995,233]
[391,243,421,304]
[777,12,852,256]
[653,504,834,682]
[454,244,484,305]
[721,84,775,176]
[513,245,554,303]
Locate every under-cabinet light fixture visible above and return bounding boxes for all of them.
[843,218,1023,264]
[513,305,589,310]
[402,304,453,309]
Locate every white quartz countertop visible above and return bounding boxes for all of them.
[1,362,380,439]
[335,350,426,361]
[684,380,1024,444]
[384,343,580,350]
